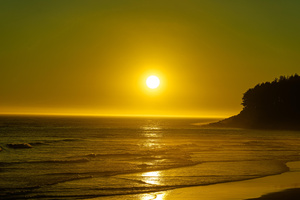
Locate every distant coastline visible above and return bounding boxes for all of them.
[205,74,300,130]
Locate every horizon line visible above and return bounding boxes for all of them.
[0,112,227,119]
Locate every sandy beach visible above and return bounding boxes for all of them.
[93,161,300,200]
[247,188,300,200]
[161,161,300,200]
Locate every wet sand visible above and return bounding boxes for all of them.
[247,188,300,200]
[92,161,300,200]
[162,161,300,200]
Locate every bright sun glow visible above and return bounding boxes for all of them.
[146,75,160,89]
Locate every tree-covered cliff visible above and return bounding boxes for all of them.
[208,74,300,130]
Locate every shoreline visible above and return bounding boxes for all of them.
[91,161,300,200]
[162,161,300,200]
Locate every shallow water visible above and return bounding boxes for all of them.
[0,115,299,199]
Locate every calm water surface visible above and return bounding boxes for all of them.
[0,115,299,199]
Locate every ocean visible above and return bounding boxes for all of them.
[0,115,299,199]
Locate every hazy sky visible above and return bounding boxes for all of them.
[1,0,300,117]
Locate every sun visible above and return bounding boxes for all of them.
[146,75,160,89]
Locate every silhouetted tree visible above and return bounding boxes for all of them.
[241,74,300,123]
[206,74,300,130]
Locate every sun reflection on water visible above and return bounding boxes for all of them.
[142,126,161,131]
[144,132,161,138]
[141,125,163,149]
[142,171,161,185]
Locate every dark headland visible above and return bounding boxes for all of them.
[206,74,300,130]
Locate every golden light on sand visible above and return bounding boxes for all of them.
[141,192,166,200]
[146,75,160,89]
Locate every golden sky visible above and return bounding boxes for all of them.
[1,0,300,117]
